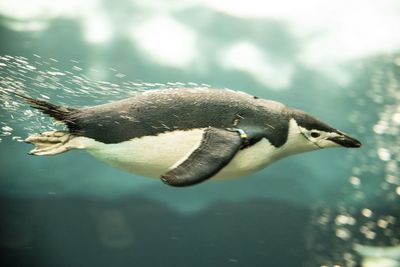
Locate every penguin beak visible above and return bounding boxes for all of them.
[328,133,362,148]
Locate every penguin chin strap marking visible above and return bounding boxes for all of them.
[227,128,250,149]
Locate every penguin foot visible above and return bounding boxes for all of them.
[25,131,73,155]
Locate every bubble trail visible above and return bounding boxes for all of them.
[0,55,211,143]
[305,54,400,267]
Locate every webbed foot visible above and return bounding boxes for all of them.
[25,131,73,155]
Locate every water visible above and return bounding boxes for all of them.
[1,1,400,266]
[306,57,400,267]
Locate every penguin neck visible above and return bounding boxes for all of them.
[272,118,320,160]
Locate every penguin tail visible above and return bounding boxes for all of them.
[14,93,77,124]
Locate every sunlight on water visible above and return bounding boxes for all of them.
[306,55,400,267]
[0,55,211,143]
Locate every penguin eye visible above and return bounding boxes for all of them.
[310,131,320,138]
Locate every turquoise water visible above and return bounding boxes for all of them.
[1,1,400,266]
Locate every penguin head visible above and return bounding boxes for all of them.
[290,109,362,149]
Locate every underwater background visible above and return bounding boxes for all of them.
[0,1,400,266]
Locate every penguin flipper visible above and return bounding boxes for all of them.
[160,127,242,187]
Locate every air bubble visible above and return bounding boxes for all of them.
[361,208,372,217]
[349,176,361,186]
[23,110,34,117]
[386,160,398,173]
[335,214,356,225]
[47,71,65,76]
[26,65,36,70]
[392,113,400,124]
[365,230,376,240]
[377,148,391,161]
[12,136,23,142]
[377,219,389,229]
[40,94,50,100]
[373,123,386,134]
[1,126,13,132]
[335,228,351,240]
[385,174,399,184]
[115,73,126,78]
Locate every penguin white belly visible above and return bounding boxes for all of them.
[215,138,277,179]
[75,129,277,180]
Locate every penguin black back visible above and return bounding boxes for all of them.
[64,88,291,146]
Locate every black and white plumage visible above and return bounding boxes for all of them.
[20,88,361,187]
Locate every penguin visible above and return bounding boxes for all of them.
[18,87,361,187]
